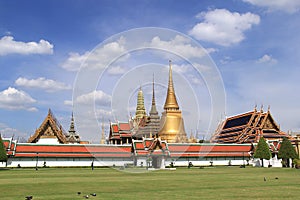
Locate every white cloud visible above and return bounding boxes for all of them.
[0,122,28,139]
[0,87,37,111]
[149,35,216,59]
[15,77,72,92]
[244,0,300,13]
[172,64,191,74]
[75,90,111,106]
[107,65,126,75]
[64,100,73,106]
[257,54,278,64]
[189,9,260,46]
[0,36,53,56]
[61,37,127,71]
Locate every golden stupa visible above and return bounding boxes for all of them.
[158,61,188,143]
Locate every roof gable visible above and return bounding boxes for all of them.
[28,109,67,144]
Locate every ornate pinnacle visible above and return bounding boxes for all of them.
[164,60,179,110]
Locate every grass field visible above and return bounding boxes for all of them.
[0,166,299,200]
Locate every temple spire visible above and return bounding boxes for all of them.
[164,60,179,110]
[150,74,158,115]
[68,112,76,135]
[100,118,106,144]
[66,112,80,143]
[135,86,146,120]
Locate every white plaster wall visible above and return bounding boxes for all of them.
[6,157,133,168]
[165,159,248,167]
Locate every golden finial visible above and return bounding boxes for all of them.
[260,104,263,113]
[164,60,179,110]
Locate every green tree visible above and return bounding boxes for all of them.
[0,135,8,165]
[254,137,271,167]
[278,137,298,167]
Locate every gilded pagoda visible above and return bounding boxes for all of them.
[158,61,188,143]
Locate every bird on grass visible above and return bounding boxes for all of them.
[91,193,96,196]
[275,177,279,180]
[264,177,266,181]
[77,192,81,195]
[25,196,33,200]
[84,195,89,199]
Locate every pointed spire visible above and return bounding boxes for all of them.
[100,118,106,144]
[135,86,146,120]
[150,74,158,115]
[68,112,76,135]
[164,60,179,110]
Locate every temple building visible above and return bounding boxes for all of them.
[133,76,161,139]
[210,106,292,144]
[109,121,132,145]
[158,61,188,143]
[28,109,81,144]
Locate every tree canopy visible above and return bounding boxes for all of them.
[0,135,8,162]
[278,137,297,159]
[254,137,271,161]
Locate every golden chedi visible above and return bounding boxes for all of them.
[158,61,188,143]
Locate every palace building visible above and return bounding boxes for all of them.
[210,106,293,144]
[1,61,299,169]
[27,109,81,144]
[109,61,186,144]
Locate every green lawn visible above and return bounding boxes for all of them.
[0,166,299,200]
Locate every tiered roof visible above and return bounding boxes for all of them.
[27,109,67,144]
[109,121,132,144]
[211,107,290,144]
[132,138,170,157]
[4,137,252,160]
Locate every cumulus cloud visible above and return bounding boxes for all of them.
[61,37,128,71]
[0,36,53,56]
[107,65,126,75]
[15,77,72,92]
[189,9,260,46]
[244,0,300,13]
[0,122,28,139]
[64,100,73,106]
[74,90,111,106]
[0,87,37,111]
[257,54,278,64]
[149,35,216,59]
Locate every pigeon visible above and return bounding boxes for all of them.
[84,195,89,199]
[91,193,96,196]
[25,196,33,200]
[77,192,81,195]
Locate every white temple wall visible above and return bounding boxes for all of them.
[6,157,133,168]
[2,157,285,168]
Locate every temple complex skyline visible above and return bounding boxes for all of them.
[0,1,300,143]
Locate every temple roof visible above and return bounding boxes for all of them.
[27,109,67,144]
[211,107,290,144]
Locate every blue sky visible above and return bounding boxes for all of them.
[0,0,300,142]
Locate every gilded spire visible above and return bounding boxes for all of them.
[150,74,158,115]
[164,60,179,110]
[100,118,106,144]
[135,87,146,120]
